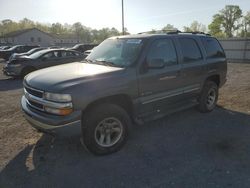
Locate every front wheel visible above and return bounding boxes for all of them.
[197,81,218,113]
[82,103,131,155]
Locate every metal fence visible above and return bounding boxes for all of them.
[219,38,250,63]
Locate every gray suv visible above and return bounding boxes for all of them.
[21,32,227,155]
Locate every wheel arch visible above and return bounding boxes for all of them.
[205,74,220,87]
[21,66,36,76]
[83,94,135,119]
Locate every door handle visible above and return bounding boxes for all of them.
[159,75,177,81]
[208,69,217,73]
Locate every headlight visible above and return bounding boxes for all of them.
[44,106,73,116]
[44,92,72,102]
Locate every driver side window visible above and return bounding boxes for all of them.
[147,39,177,67]
[41,52,55,60]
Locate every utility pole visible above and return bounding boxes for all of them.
[122,0,125,35]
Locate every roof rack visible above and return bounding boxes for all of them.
[137,30,210,36]
[137,29,181,35]
[180,31,211,36]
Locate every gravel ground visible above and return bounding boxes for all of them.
[0,60,250,188]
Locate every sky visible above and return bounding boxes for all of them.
[0,0,249,34]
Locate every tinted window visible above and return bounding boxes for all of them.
[42,51,60,59]
[54,51,62,57]
[61,51,75,57]
[179,38,202,63]
[202,38,225,58]
[147,39,177,66]
[73,52,81,56]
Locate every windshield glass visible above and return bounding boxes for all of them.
[8,46,21,50]
[72,44,81,48]
[86,38,143,67]
[26,48,39,55]
[29,50,48,59]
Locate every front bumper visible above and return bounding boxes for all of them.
[3,64,22,76]
[21,96,81,131]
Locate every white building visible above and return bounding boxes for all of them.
[0,28,79,47]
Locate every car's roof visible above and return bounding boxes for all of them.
[38,48,78,53]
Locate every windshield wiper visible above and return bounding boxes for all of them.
[83,59,124,67]
[83,59,94,63]
[93,60,124,67]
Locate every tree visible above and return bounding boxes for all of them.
[162,24,177,31]
[218,5,242,37]
[0,18,127,43]
[208,14,226,38]
[50,22,65,34]
[72,22,83,40]
[242,11,250,37]
[19,18,35,29]
[183,21,206,32]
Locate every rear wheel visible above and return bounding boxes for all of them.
[82,103,131,155]
[197,81,218,112]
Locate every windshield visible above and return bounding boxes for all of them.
[29,50,47,59]
[26,48,39,55]
[72,44,81,48]
[86,38,143,67]
[8,46,21,50]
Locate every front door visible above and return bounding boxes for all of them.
[137,38,183,117]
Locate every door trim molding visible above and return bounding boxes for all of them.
[141,84,200,105]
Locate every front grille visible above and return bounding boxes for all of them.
[28,100,43,110]
[24,85,44,111]
[25,86,43,98]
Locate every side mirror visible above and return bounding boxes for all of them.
[147,58,165,69]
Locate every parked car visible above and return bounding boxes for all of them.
[83,49,93,58]
[69,43,98,53]
[0,45,39,60]
[3,49,84,77]
[9,47,47,61]
[0,46,11,50]
[21,32,227,155]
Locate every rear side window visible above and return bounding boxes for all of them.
[73,52,81,56]
[179,38,202,63]
[147,39,178,66]
[202,38,225,58]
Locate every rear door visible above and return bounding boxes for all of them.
[137,38,183,117]
[38,51,62,68]
[62,51,81,63]
[177,37,207,96]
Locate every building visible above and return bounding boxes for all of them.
[51,33,80,47]
[0,28,80,47]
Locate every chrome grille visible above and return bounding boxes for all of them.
[24,86,44,111]
[25,86,43,98]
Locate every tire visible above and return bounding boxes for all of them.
[82,103,131,155]
[21,67,36,78]
[197,81,218,113]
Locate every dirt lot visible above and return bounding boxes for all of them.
[0,60,250,188]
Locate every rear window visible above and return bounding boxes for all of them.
[202,38,225,58]
[179,38,202,63]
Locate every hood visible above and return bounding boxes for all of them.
[25,62,124,92]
